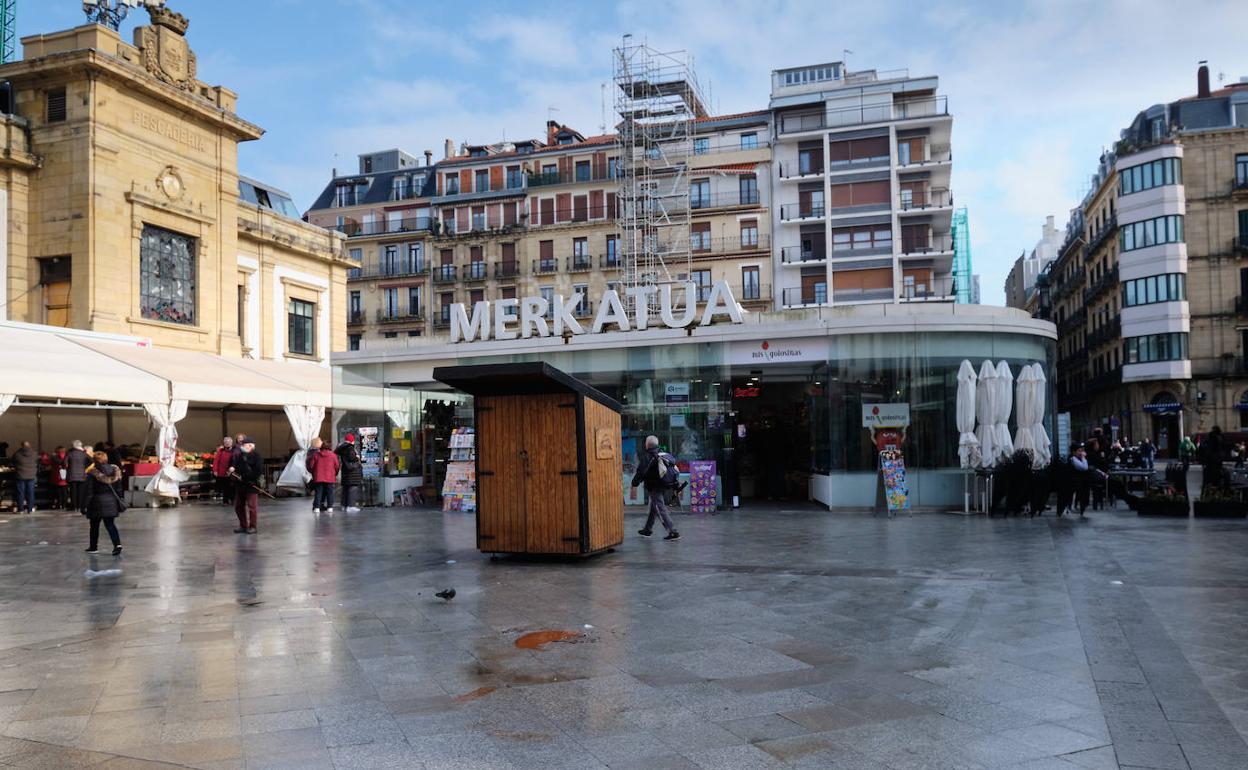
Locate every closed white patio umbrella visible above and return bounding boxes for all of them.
[957,360,981,469]
[975,360,997,467]
[1030,364,1052,468]
[993,361,1015,464]
[1014,365,1037,457]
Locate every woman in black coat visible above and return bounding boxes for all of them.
[81,450,123,555]
[335,436,364,512]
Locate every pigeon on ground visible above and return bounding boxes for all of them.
[435,588,456,601]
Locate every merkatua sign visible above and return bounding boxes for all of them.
[450,280,744,343]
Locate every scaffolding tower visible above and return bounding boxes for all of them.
[0,0,14,65]
[613,36,707,290]
[952,207,972,304]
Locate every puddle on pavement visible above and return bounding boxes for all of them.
[453,686,496,703]
[514,630,583,650]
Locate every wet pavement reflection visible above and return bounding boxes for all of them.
[1,500,1247,768]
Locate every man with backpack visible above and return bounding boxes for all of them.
[631,435,681,541]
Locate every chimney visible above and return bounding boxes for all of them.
[444,138,455,159]
[424,149,433,166]
[1198,60,1210,98]
[546,119,559,145]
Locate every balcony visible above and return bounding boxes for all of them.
[572,301,595,319]
[432,265,457,284]
[347,262,428,281]
[898,143,952,167]
[1088,367,1122,393]
[433,308,451,329]
[781,287,825,308]
[600,254,622,269]
[463,262,488,282]
[567,254,593,273]
[1234,234,1248,257]
[899,234,954,256]
[1191,356,1248,377]
[533,258,559,275]
[527,167,618,188]
[780,245,827,264]
[737,283,771,303]
[1087,317,1121,348]
[347,310,365,326]
[377,308,424,324]
[692,235,770,255]
[778,96,949,134]
[495,260,521,279]
[692,139,771,156]
[389,187,424,202]
[899,188,953,211]
[779,203,825,221]
[335,216,433,238]
[1082,214,1118,257]
[1056,306,1087,334]
[691,190,761,210]
[899,277,956,302]
[1085,265,1119,302]
[1233,177,1248,196]
[778,160,824,179]
[833,287,894,303]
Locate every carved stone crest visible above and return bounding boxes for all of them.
[156,166,185,201]
[137,6,197,91]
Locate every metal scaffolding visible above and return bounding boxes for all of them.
[0,0,14,64]
[613,36,707,290]
[952,207,972,304]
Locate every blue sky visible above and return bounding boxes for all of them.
[20,0,1248,305]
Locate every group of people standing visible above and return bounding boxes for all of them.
[5,439,122,514]
[209,432,364,533]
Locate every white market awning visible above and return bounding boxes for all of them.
[0,326,169,403]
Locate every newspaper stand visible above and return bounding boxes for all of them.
[432,362,624,556]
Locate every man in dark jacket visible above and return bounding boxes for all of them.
[229,436,264,534]
[12,441,37,514]
[630,435,680,541]
[66,440,90,512]
[335,434,363,512]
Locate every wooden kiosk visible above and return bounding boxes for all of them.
[432,362,624,556]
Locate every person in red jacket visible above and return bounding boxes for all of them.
[305,437,340,513]
[49,446,69,510]
[212,437,234,506]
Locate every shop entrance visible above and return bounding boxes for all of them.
[727,370,816,502]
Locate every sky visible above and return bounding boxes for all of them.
[19,0,1248,305]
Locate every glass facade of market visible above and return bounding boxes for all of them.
[332,327,1055,510]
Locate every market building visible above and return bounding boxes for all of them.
[0,6,349,505]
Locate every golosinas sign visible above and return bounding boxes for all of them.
[450,280,743,343]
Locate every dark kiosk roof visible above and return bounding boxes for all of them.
[433,362,621,412]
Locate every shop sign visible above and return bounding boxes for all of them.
[733,385,761,398]
[861,403,910,428]
[1057,412,1071,458]
[449,281,743,343]
[1142,402,1182,414]
[664,383,690,404]
[728,338,822,365]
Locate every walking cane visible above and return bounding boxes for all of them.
[228,472,277,500]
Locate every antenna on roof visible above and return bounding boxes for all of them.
[600,83,607,134]
[547,105,559,123]
[843,49,854,71]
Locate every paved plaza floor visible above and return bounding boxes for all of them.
[0,500,1247,769]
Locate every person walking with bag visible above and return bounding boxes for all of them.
[229,437,264,534]
[306,437,339,513]
[66,440,89,512]
[81,450,123,555]
[335,434,363,513]
[631,435,681,541]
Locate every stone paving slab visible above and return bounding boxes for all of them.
[1,501,1248,768]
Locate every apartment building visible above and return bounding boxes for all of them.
[1038,65,1248,451]
[1005,215,1062,311]
[768,62,957,308]
[308,116,776,347]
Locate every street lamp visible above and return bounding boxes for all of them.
[82,0,166,31]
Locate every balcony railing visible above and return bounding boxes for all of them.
[1085,265,1119,302]
[1233,177,1248,195]
[737,283,771,303]
[781,287,825,308]
[1088,367,1122,393]
[335,216,433,238]
[778,160,824,179]
[567,254,593,272]
[463,262,488,281]
[690,190,761,210]
[433,308,451,329]
[898,144,953,166]
[348,262,428,281]
[533,258,558,275]
[692,139,771,156]
[692,235,770,255]
[527,167,619,188]
[899,234,954,255]
[834,287,894,303]
[780,245,826,264]
[899,188,953,210]
[432,265,457,283]
[1083,214,1118,257]
[389,187,424,202]
[1234,235,1248,257]
[495,260,521,279]
[601,254,622,269]
[1087,317,1121,347]
[572,301,595,319]
[779,96,949,134]
[377,308,424,324]
[347,310,365,325]
[779,203,825,221]
[899,277,956,302]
